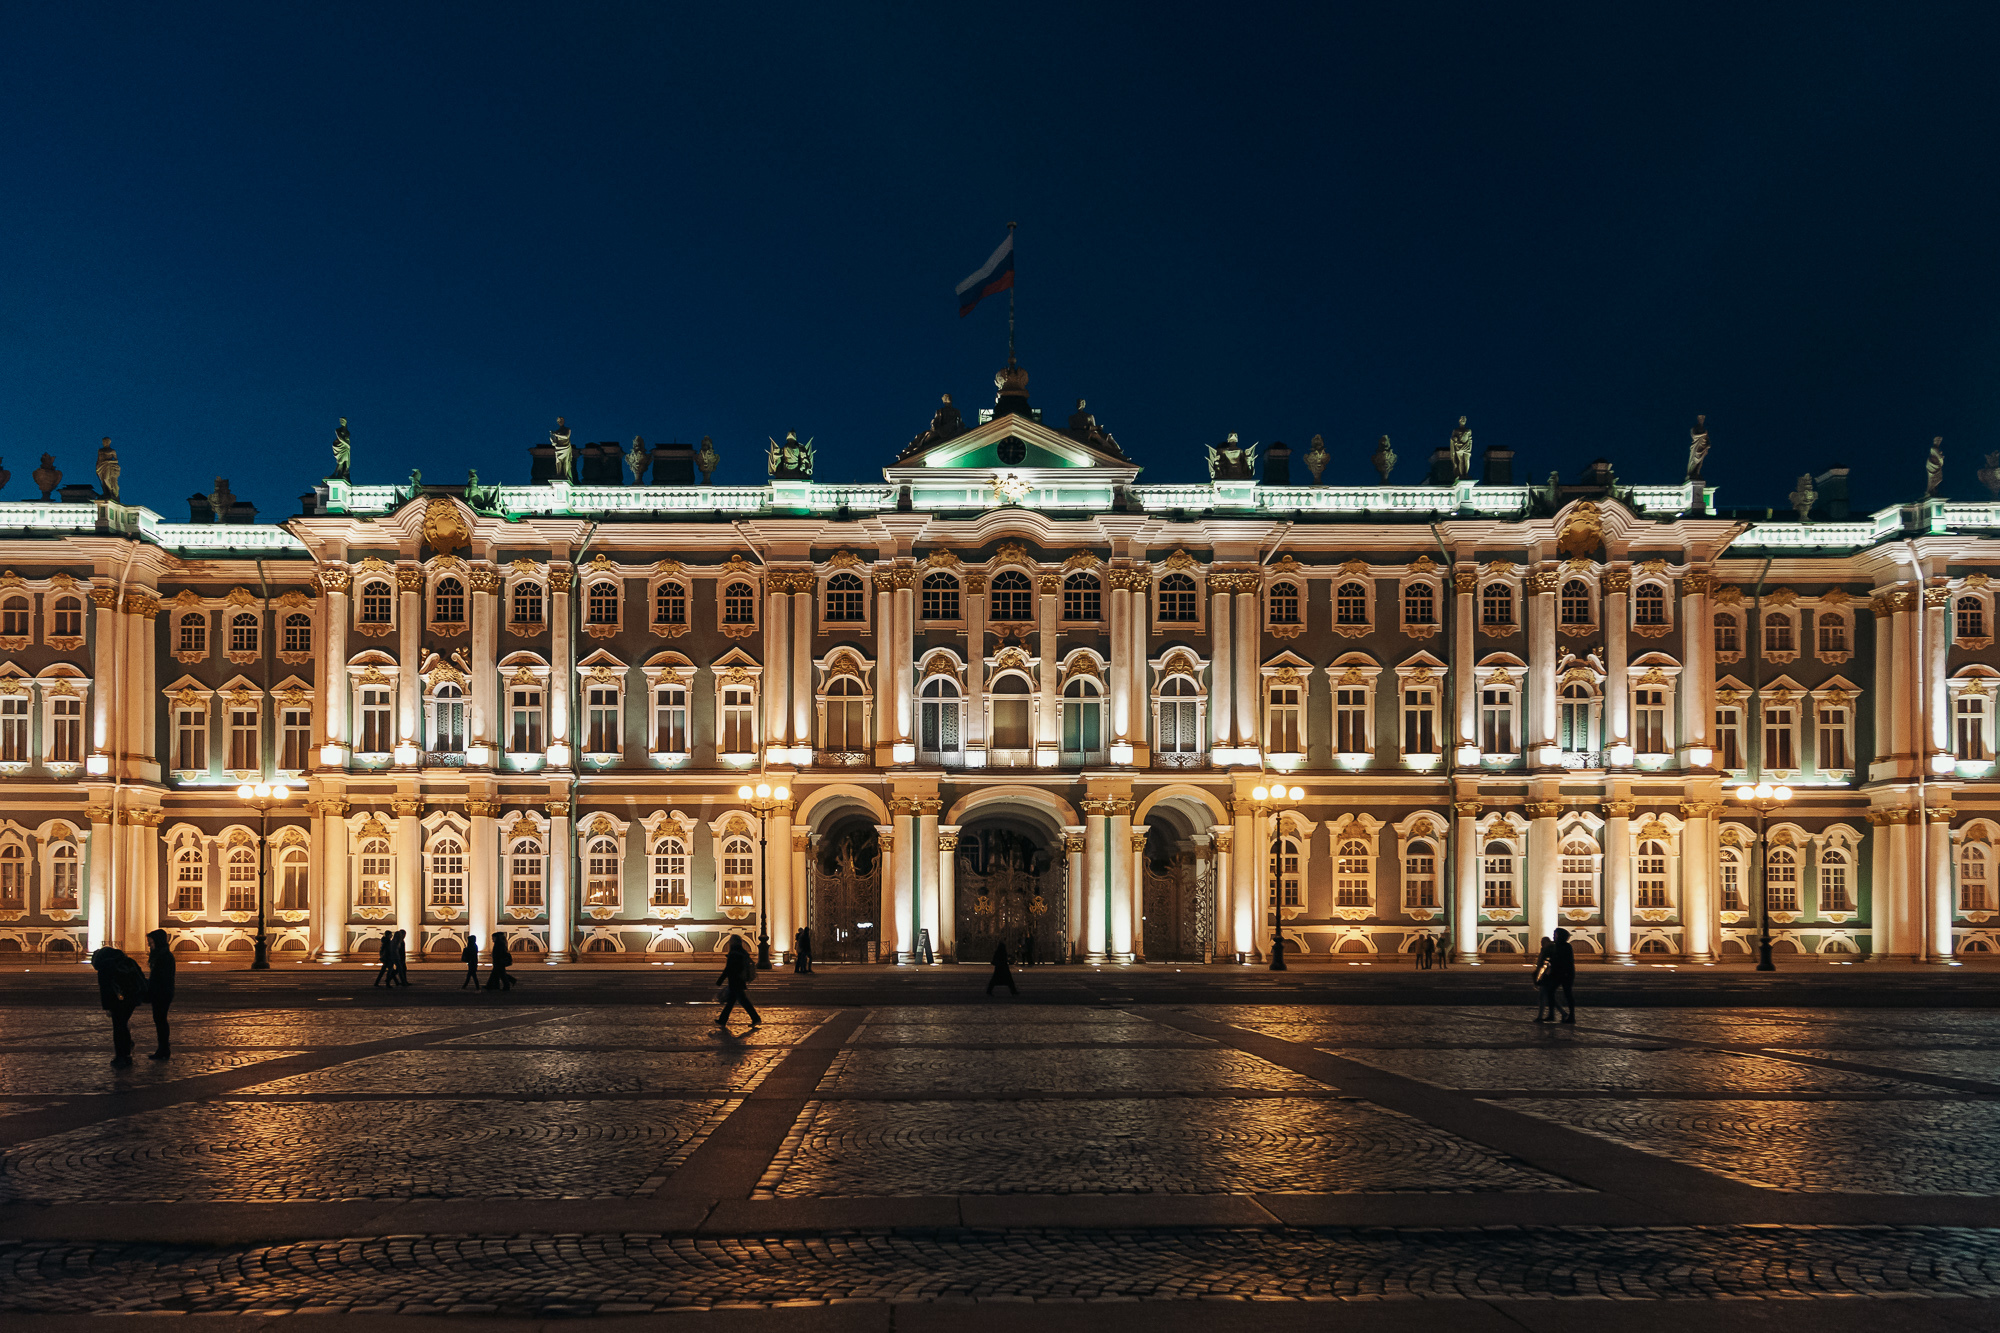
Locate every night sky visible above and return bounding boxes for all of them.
[4,3,1997,520]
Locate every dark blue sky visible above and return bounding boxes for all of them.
[4,3,1997,518]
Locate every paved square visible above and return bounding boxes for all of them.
[818,1046,1332,1095]
[1328,1045,1942,1094]
[0,1049,308,1095]
[243,1047,787,1096]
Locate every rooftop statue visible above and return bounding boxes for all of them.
[1448,416,1473,480]
[465,468,499,512]
[1980,452,2000,501]
[96,438,120,501]
[1303,434,1329,485]
[1926,436,1945,498]
[768,431,814,480]
[1686,414,1710,481]
[1789,472,1816,523]
[626,436,649,486]
[408,467,422,493]
[1371,434,1396,483]
[696,435,720,485]
[550,417,574,482]
[1206,432,1256,482]
[331,418,352,480]
[902,393,966,458]
[32,454,60,501]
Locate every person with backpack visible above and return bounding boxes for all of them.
[373,932,397,987]
[90,946,147,1067]
[460,934,481,990]
[144,930,175,1060]
[715,936,761,1027]
[392,929,412,986]
[485,932,515,991]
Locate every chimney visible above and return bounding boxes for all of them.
[651,442,695,486]
[1262,441,1292,486]
[1426,448,1456,486]
[1481,445,1514,486]
[1813,466,1851,520]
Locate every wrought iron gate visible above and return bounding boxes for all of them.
[954,829,1066,964]
[1142,851,1210,961]
[813,835,879,963]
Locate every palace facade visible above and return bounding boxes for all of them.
[2,366,1995,966]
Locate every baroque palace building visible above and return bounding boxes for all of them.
[1,365,1996,966]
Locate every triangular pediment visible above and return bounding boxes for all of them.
[886,413,1136,478]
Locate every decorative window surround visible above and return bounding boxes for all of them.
[346,656,400,760]
[1757,676,1806,778]
[1477,812,1530,919]
[1325,811,1386,920]
[1477,562,1521,637]
[576,652,629,760]
[711,649,763,760]
[1813,822,1864,919]
[1953,573,1994,651]
[816,647,875,755]
[1150,549,1209,632]
[1621,811,1680,922]
[1626,659,1683,759]
[1758,587,1801,663]
[504,558,549,636]
[577,810,633,918]
[1473,655,1527,761]
[1331,559,1374,638]
[579,553,625,640]
[35,665,90,774]
[714,555,762,639]
[1956,819,1998,919]
[160,675,215,781]
[1267,811,1319,917]
[36,819,82,919]
[497,808,551,919]
[640,808,699,917]
[640,650,697,759]
[706,808,761,918]
[1393,654,1447,766]
[1398,555,1443,640]
[1148,647,1207,765]
[499,652,552,764]
[1948,668,1999,765]
[1808,675,1863,781]
[1258,652,1314,757]
[1556,563,1599,637]
[1326,653,1383,760]
[1392,810,1449,919]
[1810,588,1858,662]
[1263,555,1307,638]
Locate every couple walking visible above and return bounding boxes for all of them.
[459,934,518,991]
[1533,927,1577,1023]
[89,930,175,1066]
[373,930,411,987]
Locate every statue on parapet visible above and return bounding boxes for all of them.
[1206,432,1256,481]
[696,435,720,485]
[1448,416,1473,480]
[1686,414,1710,481]
[550,417,575,482]
[1303,434,1329,484]
[768,431,814,480]
[331,418,352,480]
[625,436,650,485]
[32,454,60,500]
[1372,434,1396,483]
[1926,436,1945,497]
[902,393,967,459]
[465,469,500,512]
[95,438,120,501]
[1789,472,1816,523]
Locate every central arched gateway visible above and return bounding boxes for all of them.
[945,787,1081,964]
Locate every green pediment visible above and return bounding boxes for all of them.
[925,433,1093,469]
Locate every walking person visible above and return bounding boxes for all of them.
[715,936,761,1028]
[485,932,515,991]
[393,929,412,986]
[986,941,1018,997]
[460,934,481,990]
[1416,935,1433,970]
[144,929,175,1060]
[89,947,147,1067]
[1531,935,1553,1020]
[373,932,396,987]
[794,926,814,975]
[1435,934,1449,970]
[1541,927,1576,1023]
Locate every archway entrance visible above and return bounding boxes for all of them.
[954,824,1065,965]
[1135,792,1223,962]
[813,818,881,963]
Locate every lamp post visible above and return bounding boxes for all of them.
[1731,780,1792,972]
[738,782,790,970]
[1250,782,1304,971]
[235,781,292,971]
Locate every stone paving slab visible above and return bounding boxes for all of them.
[1330,1046,1941,1094]
[818,1047,1331,1096]
[1228,1019,1656,1048]
[0,1098,737,1204]
[0,1050,309,1096]
[1774,1047,2000,1086]
[442,1022,825,1048]
[856,1006,1142,1025]
[1505,1098,2000,1193]
[239,1048,787,1097]
[7,1226,2000,1311]
[756,1096,1577,1196]
[1582,1012,2000,1048]
[585,1006,840,1026]
[849,1022,1213,1046]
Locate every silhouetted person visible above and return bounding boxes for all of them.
[716,936,761,1027]
[987,942,1017,996]
[485,933,515,991]
[145,929,175,1060]
[1435,935,1449,970]
[373,933,396,987]
[393,929,412,986]
[90,946,147,1067]
[1532,935,1554,1020]
[460,935,481,990]
[1416,935,1434,970]
[794,927,814,974]
[1537,927,1577,1023]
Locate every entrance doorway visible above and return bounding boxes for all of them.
[954,826,1066,964]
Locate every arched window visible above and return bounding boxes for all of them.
[1763,611,1794,654]
[1559,580,1591,626]
[50,596,83,638]
[919,676,961,759]
[1335,582,1369,625]
[230,612,259,656]
[1819,846,1851,912]
[0,843,23,906]
[359,581,392,624]
[1559,682,1595,753]
[586,581,619,625]
[584,836,621,905]
[990,673,1032,750]
[433,578,465,625]
[1404,839,1437,908]
[1063,573,1101,622]
[514,581,546,626]
[1335,839,1371,906]
[723,581,756,625]
[921,572,959,621]
[1959,597,1987,641]
[1818,612,1848,655]
[508,838,544,907]
[1560,838,1599,907]
[1767,846,1799,911]
[1714,611,1740,655]
[1638,938,1672,954]
[1269,833,1302,908]
[1963,844,1991,911]
[824,572,866,622]
[651,836,689,906]
[1268,581,1301,625]
[720,834,755,905]
[1062,674,1102,760]
[0,596,29,636]
[357,838,392,906]
[1482,841,1517,909]
[279,846,309,910]
[1634,583,1666,626]
[418,681,461,755]
[48,842,78,906]
[225,846,257,912]
[822,675,867,750]
[171,843,203,912]
[1403,583,1434,626]
[178,612,207,655]
[1718,844,1745,912]
[990,570,1032,621]
[651,581,684,627]
[1481,584,1513,626]
[1156,675,1201,755]
[283,614,311,654]
[1266,679,1302,754]
[1156,573,1198,622]
[428,837,465,907]
[1635,839,1668,908]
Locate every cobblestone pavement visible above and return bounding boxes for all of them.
[819,1046,1332,1095]
[7,1226,2000,1312]
[1773,1046,2000,1085]
[852,1021,1216,1046]
[241,1047,787,1096]
[443,1021,827,1047]
[1330,1045,1941,1094]
[0,1049,307,1095]
[758,1096,1575,1196]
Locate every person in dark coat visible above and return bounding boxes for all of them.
[393,929,412,986]
[1435,935,1449,970]
[90,946,147,1067]
[485,933,515,991]
[373,932,397,987]
[460,934,481,990]
[1533,929,1577,1023]
[145,929,175,1060]
[794,926,814,974]
[987,942,1017,997]
[715,936,761,1027]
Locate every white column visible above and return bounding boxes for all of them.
[1129,570,1150,760]
[1604,798,1633,962]
[1527,800,1560,947]
[392,796,421,945]
[469,799,497,959]
[469,567,500,752]
[1605,568,1630,758]
[1929,810,1954,962]
[1231,800,1257,959]
[1681,803,1714,963]
[547,801,572,962]
[84,809,111,951]
[1109,572,1133,744]
[320,801,350,960]
[1062,827,1085,960]
[549,570,574,752]
[1889,592,1915,761]
[765,580,790,751]
[894,569,916,746]
[1681,573,1712,757]
[1926,586,1951,764]
[938,826,960,961]
[89,588,117,758]
[1083,803,1108,959]
[1871,594,1895,763]
[891,806,915,960]
[916,803,940,960]
[1233,585,1259,748]
[312,803,342,961]
[791,585,813,750]
[1530,570,1558,753]
[323,575,350,748]
[1037,574,1060,759]
[1883,813,1914,960]
[397,567,421,756]
[1209,582,1232,751]
[1128,822,1148,960]
[965,574,987,754]
[1110,804,1134,958]
[1213,827,1233,961]
[1454,568,1478,747]
[770,804,794,962]
[1453,800,1480,963]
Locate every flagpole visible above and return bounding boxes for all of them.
[1006,220,1017,366]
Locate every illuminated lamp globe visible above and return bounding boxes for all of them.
[1736,786,1755,801]
[737,785,754,800]
[253,783,272,799]
[271,785,290,801]
[773,785,790,801]
[1252,786,1269,802]
[236,783,256,800]
[1288,786,1305,801]
[755,783,771,799]
[1754,783,1774,800]
[1772,785,1793,801]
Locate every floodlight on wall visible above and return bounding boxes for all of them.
[464,744,491,766]
[1536,745,1563,767]
[1605,744,1635,768]
[319,744,345,768]
[1454,744,1480,767]
[392,742,421,767]
[85,753,109,776]
[546,741,572,767]
[1687,746,1713,768]
[1108,741,1135,765]
[1932,752,1958,774]
[891,742,916,764]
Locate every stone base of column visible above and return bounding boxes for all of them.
[547,950,572,964]
[1454,952,1480,965]
[1867,952,1918,963]
[1608,951,1635,965]
[316,948,344,964]
[1681,951,1711,965]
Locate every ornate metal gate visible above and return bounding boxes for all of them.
[813,835,879,963]
[954,829,1066,964]
[1143,851,1211,961]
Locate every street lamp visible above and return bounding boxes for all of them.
[235,781,292,971]
[738,782,790,970]
[1731,780,1793,972]
[1249,783,1304,970]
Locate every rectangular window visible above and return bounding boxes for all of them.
[358,847,393,906]
[1720,856,1743,912]
[282,616,311,655]
[1401,687,1437,756]
[651,842,690,906]
[359,583,393,624]
[1763,705,1795,769]
[1635,847,1668,909]
[0,849,22,904]
[1820,858,1851,912]
[1482,853,1516,909]
[1480,687,1514,754]
[1560,848,1597,907]
[1269,839,1301,908]
[1335,687,1369,754]
[721,842,755,906]
[1634,687,1668,755]
[1266,685,1301,755]
[1768,854,1799,912]
[1335,843,1371,906]
[722,685,756,754]
[921,577,960,621]
[173,853,202,912]
[650,582,683,627]
[49,850,79,906]
[49,696,81,764]
[509,848,544,907]
[1818,615,1848,655]
[1716,707,1742,770]
[509,687,544,755]
[515,582,546,626]
[654,683,688,753]
[1817,705,1850,771]
[431,693,463,753]
[1063,578,1101,622]
[281,708,310,771]
[358,686,392,754]
[1963,853,1990,911]
[225,854,256,912]
[585,686,620,754]
[228,706,260,771]
[1,695,30,764]
[429,845,466,907]
[1404,847,1437,908]
[1763,614,1794,654]
[178,615,206,655]
[1956,695,1988,762]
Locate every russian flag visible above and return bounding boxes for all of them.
[955,233,1015,317]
